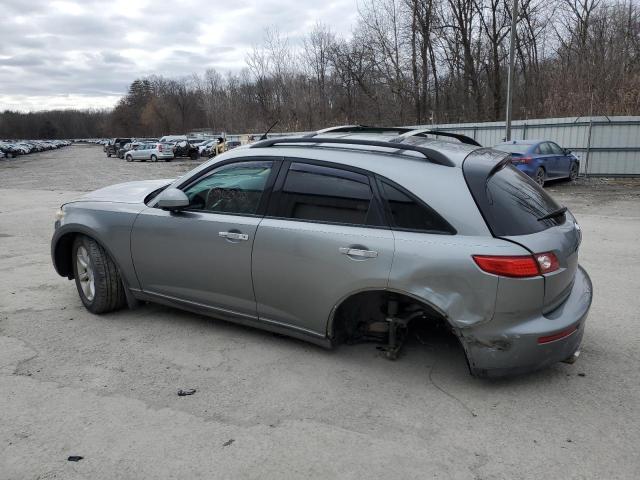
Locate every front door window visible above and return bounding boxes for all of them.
[183,161,273,215]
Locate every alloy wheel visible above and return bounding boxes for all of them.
[76,246,95,301]
[570,163,579,181]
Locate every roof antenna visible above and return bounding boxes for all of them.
[259,120,279,140]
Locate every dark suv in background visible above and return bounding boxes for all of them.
[105,138,132,157]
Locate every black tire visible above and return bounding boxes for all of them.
[151,154,157,162]
[165,158,171,162]
[569,162,579,181]
[107,153,112,157]
[125,155,133,162]
[190,151,198,160]
[534,167,545,187]
[72,235,126,314]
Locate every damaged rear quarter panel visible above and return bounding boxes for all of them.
[388,232,531,328]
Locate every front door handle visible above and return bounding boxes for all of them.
[219,231,249,241]
[339,247,378,258]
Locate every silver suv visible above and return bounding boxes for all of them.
[51,126,592,377]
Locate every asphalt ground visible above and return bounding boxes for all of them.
[1,144,639,479]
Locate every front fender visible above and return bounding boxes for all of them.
[51,201,145,290]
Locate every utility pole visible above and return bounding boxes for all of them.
[505,0,519,141]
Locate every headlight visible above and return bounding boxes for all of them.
[54,208,65,221]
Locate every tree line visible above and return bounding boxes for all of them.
[1,0,638,139]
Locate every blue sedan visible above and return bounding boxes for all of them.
[494,140,580,186]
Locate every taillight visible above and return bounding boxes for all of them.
[535,252,559,274]
[511,156,532,164]
[473,252,560,278]
[472,255,540,278]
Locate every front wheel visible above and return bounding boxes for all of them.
[107,153,112,157]
[72,235,126,314]
[569,162,579,181]
[151,154,158,162]
[125,155,133,162]
[534,167,546,187]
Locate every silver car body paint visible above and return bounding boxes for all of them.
[126,143,174,161]
[51,135,593,376]
[131,208,262,318]
[252,219,395,336]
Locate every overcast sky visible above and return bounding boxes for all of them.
[0,0,358,112]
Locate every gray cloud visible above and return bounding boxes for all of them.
[0,0,358,111]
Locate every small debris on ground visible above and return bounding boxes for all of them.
[177,388,196,396]
[67,456,83,462]
[223,439,235,447]
[578,372,586,377]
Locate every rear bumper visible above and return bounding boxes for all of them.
[462,265,593,378]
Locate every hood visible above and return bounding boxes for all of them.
[78,179,173,204]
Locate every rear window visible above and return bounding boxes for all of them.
[493,143,530,154]
[464,150,565,237]
[481,165,563,236]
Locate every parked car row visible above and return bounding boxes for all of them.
[0,139,71,159]
[72,138,109,144]
[103,136,233,163]
[85,134,579,186]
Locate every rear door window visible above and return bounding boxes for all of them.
[539,143,553,155]
[379,181,454,234]
[276,162,379,226]
[549,142,564,154]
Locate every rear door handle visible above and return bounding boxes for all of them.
[339,247,378,258]
[219,231,249,241]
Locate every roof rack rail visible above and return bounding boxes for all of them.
[305,125,409,137]
[249,137,455,167]
[304,125,481,146]
[390,128,481,147]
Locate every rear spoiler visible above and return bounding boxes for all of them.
[462,148,511,181]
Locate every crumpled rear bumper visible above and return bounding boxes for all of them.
[461,265,593,378]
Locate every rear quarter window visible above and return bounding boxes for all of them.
[379,180,454,234]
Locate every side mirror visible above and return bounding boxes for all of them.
[564,148,572,155]
[156,188,189,211]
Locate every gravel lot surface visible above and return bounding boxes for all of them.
[1,144,639,479]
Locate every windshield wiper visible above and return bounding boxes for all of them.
[537,206,567,221]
